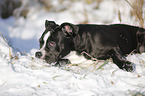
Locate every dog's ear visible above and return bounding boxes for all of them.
[60,23,79,37]
[45,20,57,29]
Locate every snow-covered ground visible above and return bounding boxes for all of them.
[0,0,145,96]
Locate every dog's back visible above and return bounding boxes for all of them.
[76,24,140,55]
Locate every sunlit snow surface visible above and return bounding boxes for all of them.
[0,0,145,96]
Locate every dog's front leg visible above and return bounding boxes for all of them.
[110,47,135,72]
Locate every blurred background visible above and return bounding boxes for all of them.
[0,0,145,54]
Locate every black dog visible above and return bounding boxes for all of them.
[35,20,145,72]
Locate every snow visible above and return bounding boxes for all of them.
[0,0,145,96]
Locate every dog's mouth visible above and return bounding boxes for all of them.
[44,55,56,63]
[35,51,58,64]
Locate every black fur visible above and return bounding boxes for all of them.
[36,20,145,72]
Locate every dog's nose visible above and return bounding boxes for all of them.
[35,52,42,58]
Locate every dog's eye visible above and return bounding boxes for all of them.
[49,41,56,47]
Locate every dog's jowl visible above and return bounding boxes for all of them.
[35,20,145,72]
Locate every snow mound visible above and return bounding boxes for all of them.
[0,34,145,96]
[0,0,145,95]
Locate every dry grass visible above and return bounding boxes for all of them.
[125,0,144,28]
[0,33,13,60]
[63,59,111,74]
[118,10,122,23]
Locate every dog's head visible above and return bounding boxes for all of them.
[137,28,145,53]
[35,21,79,64]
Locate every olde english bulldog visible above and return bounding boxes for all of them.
[35,20,145,72]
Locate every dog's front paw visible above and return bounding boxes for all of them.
[122,62,136,72]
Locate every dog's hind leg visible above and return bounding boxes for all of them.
[109,47,135,72]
